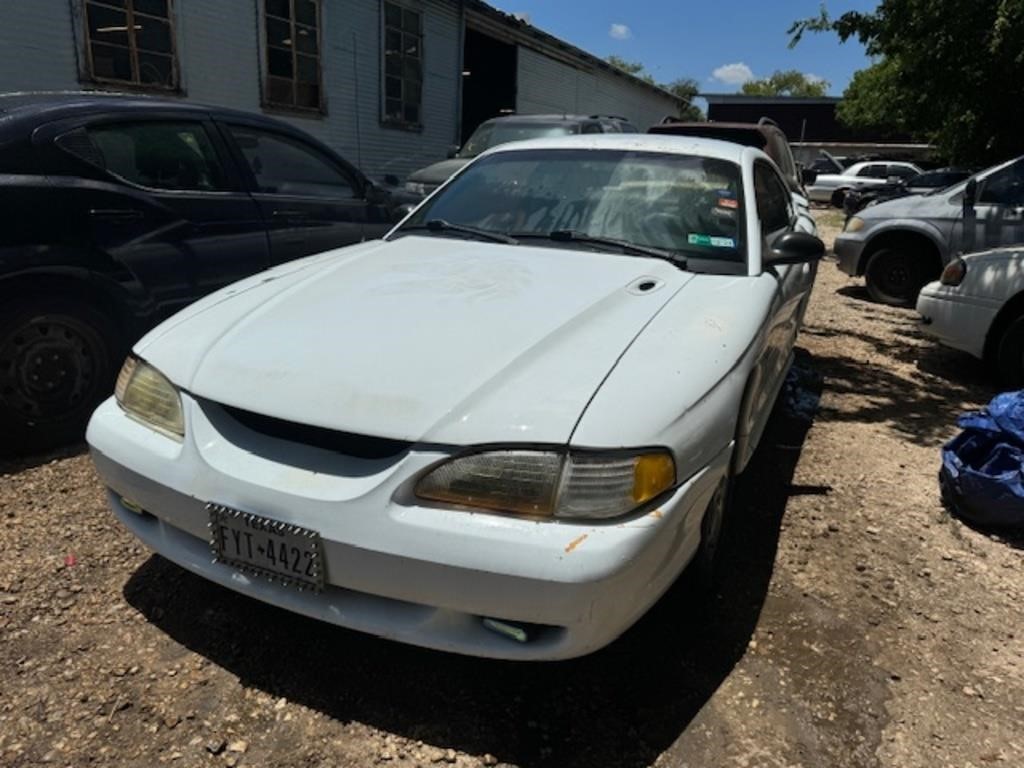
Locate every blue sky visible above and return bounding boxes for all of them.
[488,1,880,96]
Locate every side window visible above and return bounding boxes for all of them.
[84,0,178,89]
[754,163,791,234]
[62,121,228,191]
[979,161,1024,206]
[263,0,323,111]
[888,165,918,180]
[228,126,358,199]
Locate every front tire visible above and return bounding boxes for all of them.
[694,471,733,592]
[995,315,1024,388]
[0,295,122,455]
[864,248,933,307]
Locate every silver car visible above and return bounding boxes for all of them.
[834,155,1024,305]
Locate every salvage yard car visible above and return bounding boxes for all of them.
[806,159,922,205]
[918,246,1024,385]
[0,92,419,452]
[835,154,1024,306]
[87,135,823,660]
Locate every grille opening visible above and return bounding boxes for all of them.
[222,405,412,459]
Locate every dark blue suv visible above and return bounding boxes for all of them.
[0,92,419,453]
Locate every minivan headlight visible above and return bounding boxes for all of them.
[844,216,866,233]
[415,449,675,520]
[114,356,184,438]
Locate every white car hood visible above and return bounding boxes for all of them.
[137,237,693,446]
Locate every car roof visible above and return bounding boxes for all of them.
[0,90,289,131]
[480,133,755,164]
[480,113,615,125]
[649,121,774,148]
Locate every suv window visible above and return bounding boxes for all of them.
[228,126,358,198]
[979,161,1024,206]
[754,162,791,233]
[67,122,228,191]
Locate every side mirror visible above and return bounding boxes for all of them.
[964,178,978,211]
[365,183,388,204]
[446,145,460,159]
[765,231,826,267]
[801,168,818,186]
[393,203,416,221]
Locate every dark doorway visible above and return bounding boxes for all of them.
[461,27,517,144]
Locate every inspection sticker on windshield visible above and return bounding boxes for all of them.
[689,234,736,248]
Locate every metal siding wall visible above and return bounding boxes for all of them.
[0,0,460,182]
[516,46,679,128]
[0,0,81,91]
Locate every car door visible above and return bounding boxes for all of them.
[965,159,1024,252]
[222,122,375,264]
[754,161,811,398]
[54,117,270,319]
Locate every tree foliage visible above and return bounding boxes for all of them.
[740,70,830,97]
[789,0,1024,165]
[606,58,705,121]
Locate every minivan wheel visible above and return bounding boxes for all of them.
[0,296,121,455]
[864,248,932,307]
[995,315,1024,388]
[830,188,849,209]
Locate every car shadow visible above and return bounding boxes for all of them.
[121,351,823,768]
[0,441,87,473]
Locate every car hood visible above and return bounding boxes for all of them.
[406,158,471,186]
[137,237,693,446]
[860,191,952,219]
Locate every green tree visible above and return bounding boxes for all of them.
[606,55,655,85]
[665,77,705,121]
[740,69,830,97]
[789,1,1024,165]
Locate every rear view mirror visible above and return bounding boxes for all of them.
[801,168,818,186]
[765,231,825,267]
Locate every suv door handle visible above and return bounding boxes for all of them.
[271,210,309,223]
[89,208,143,221]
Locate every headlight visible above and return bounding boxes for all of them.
[844,216,866,233]
[114,356,184,438]
[940,258,967,286]
[415,449,676,520]
[404,181,429,196]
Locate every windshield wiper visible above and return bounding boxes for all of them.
[399,219,519,245]
[514,230,687,268]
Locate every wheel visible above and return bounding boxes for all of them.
[0,295,122,455]
[995,315,1024,388]
[693,471,733,592]
[864,248,933,307]
[831,188,849,208]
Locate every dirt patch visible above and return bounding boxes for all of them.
[1,211,1022,767]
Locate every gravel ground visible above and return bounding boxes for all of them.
[2,210,1022,768]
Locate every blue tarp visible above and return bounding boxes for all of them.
[941,390,1024,529]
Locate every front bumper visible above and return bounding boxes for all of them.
[833,234,868,276]
[87,395,730,660]
[916,283,998,360]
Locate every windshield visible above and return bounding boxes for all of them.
[398,149,745,263]
[458,122,577,158]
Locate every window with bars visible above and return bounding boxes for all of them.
[263,0,322,112]
[84,0,178,89]
[382,1,423,128]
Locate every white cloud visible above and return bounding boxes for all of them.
[806,73,826,84]
[711,62,754,85]
[609,23,632,40]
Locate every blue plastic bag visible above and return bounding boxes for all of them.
[940,391,1024,529]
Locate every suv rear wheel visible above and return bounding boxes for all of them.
[0,295,122,455]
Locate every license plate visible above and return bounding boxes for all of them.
[207,503,325,591]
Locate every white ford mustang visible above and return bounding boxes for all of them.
[87,135,822,660]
